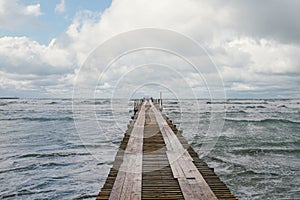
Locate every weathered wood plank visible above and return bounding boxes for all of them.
[150,101,218,200]
[109,102,146,200]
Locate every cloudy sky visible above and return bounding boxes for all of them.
[0,0,299,98]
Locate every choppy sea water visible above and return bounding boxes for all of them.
[0,99,299,199]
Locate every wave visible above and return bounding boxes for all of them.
[278,105,288,108]
[18,152,90,159]
[0,161,75,175]
[5,101,18,104]
[168,101,178,105]
[0,165,37,174]
[256,106,266,109]
[74,143,117,149]
[1,116,73,121]
[225,118,300,124]
[74,194,97,200]
[208,156,246,170]
[231,148,300,155]
[79,99,111,105]
[208,156,280,176]
[46,101,59,105]
[206,101,268,105]
[226,110,247,114]
[74,194,98,200]
[235,169,279,177]
[95,100,111,105]
[170,111,181,114]
[95,109,113,115]
[38,162,70,167]
[236,105,266,109]
[1,189,55,199]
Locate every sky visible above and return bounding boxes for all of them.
[0,0,299,99]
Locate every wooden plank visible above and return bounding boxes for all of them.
[187,178,206,199]
[132,151,142,199]
[166,152,184,179]
[177,178,195,199]
[149,101,218,200]
[120,157,135,200]
[109,102,146,200]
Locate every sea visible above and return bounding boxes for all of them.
[0,98,299,199]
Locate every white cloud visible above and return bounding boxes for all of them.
[0,0,299,97]
[231,83,257,91]
[223,38,300,74]
[55,0,65,14]
[24,4,42,16]
[0,0,42,29]
[0,36,74,75]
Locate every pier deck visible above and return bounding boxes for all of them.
[97,100,236,200]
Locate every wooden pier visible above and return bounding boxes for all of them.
[97,99,236,200]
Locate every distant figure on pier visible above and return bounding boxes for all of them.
[134,100,139,115]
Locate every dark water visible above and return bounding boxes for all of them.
[164,99,300,200]
[0,99,299,199]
